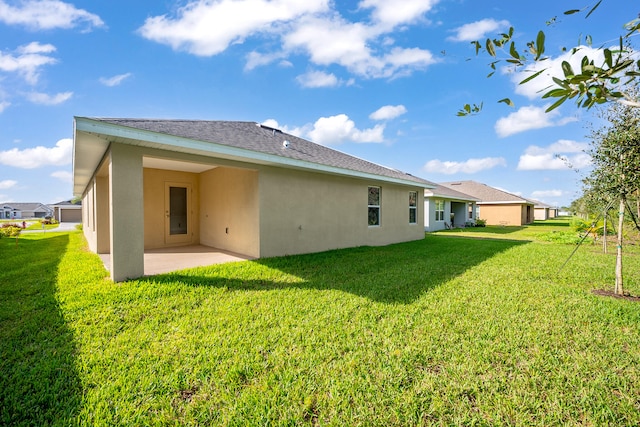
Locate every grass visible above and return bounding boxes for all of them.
[1,220,640,425]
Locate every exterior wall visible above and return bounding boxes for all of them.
[424,198,450,232]
[199,166,259,258]
[259,167,424,258]
[82,178,97,253]
[477,204,526,226]
[143,168,201,250]
[534,207,549,221]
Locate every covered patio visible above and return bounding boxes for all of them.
[99,245,253,277]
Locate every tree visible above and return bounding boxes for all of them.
[583,100,640,295]
[459,1,640,116]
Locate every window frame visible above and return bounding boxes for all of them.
[368,186,381,227]
[409,191,417,224]
[435,199,445,222]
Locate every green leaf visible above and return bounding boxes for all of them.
[498,98,514,107]
[546,95,569,112]
[585,34,592,47]
[486,39,496,57]
[604,49,613,68]
[472,41,481,55]
[561,61,575,78]
[585,0,602,19]
[564,9,581,15]
[519,68,546,85]
[535,31,546,60]
[509,42,519,60]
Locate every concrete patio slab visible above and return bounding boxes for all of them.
[99,245,253,277]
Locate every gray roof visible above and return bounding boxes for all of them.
[0,202,52,211]
[425,183,480,202]
[83,118,434,187]
[527,198,555,209]
[440,180,532,204]
[51,199,82,206]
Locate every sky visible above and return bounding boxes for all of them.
[0,0,635,207]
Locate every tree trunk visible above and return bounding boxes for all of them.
[615,197,625,295]
[603,210,607,254]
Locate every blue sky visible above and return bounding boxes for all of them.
[0,0,633,207]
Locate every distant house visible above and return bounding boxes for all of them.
[0,202,53,219]
[50,200,82,222]
[528,199,557,221]
[440,181,534,226]
[73,117,434,281]
[424,184,479,231]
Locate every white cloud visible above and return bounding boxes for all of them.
[0,0,104,30]
[139,0,438,80]
[359,0,438,29]
[423,157,506,174]
[51,170,72,183]
[0,179,17,189]
[99,73,132,87]
[531,189,563,199]
[494,105,574,137]
[26,91,72,105]
[296,70,339,88]
[370,104,407,121]
[0,138,72,169]
[0,100,10,112]
[448,18,510,42]
[139,0,329,57]
[0,42,57,84]
[308,114,385,145]
[517,139,592,170]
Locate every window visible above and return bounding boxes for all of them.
[368,186,381,226]
[468,203,474,219]
[435,200,445,221]
[409,191,417,224]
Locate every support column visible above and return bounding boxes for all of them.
[95,175,110,254]
[109,143,144,281]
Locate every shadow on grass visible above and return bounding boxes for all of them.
[0,235,82,426]
[143,236,528,304]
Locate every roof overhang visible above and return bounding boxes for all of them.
[73,117,432,196]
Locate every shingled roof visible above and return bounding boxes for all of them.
[440,180,531,204]
[75,118,434,189]
[425,183,480,201]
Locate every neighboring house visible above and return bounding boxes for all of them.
[50,200,82,222]
[440,181,534,226]
[73,117,434,281]
[424,184,479,231]
[0,202,53,219]
[1,205,17,219]
[528,199,557,221]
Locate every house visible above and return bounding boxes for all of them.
[0,202,53,219]
[50,200,82,223]
[1,205,17,219]
[424,184,479,231]
[528,199,557,221]
[73,118,434,281]
[440,181,534,226]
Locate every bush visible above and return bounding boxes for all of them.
[475,219,487,227]
[0,223,22,238]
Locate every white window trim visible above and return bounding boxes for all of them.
[368,186,381,227]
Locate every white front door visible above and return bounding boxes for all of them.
[165,182,192,244]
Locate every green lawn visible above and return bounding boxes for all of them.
[2,221,640,426]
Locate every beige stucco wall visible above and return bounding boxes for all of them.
[258,167,424,258]
[143,168,201,249]
[199,166,259,257]
[478,204,525,226]
[82,179,97,253]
